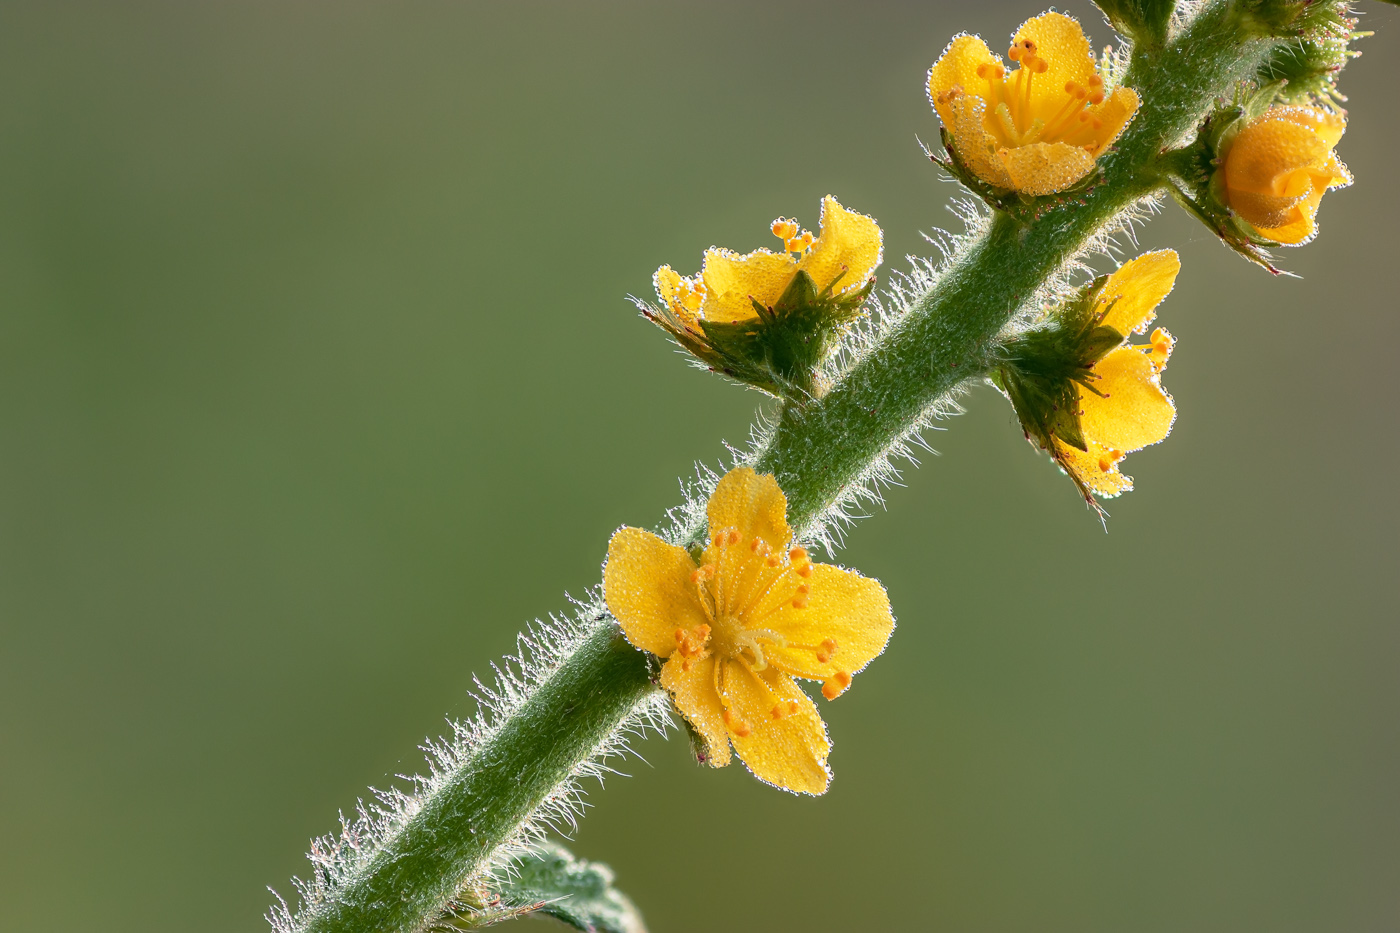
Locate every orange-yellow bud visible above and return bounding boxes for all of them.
[1221,106,1352,246]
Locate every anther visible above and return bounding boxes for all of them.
[791,595,809,610]
[766,555,780,568]
[786,231,814,253]
[796,564,812,578]
[770,703,785,720]
[674,628,686,643]
[771,218,798,242]
[822,671,853,700]
[750,537,764,553]
[723,710,752,738]
[727,529,741,546]
[789,547,807,562]
[796,584,810,595]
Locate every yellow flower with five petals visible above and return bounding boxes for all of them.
[603,467,894,795]
[1220,106,1352,246]
[1052,251,1179,497]
[927,11,1139,196]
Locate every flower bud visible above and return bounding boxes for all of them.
[1219,106,1351,245]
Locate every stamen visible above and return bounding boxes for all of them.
[796,564,812,578]
[1145,328,1174,370]
[785,231,814,254]
[771,218,798,242]
[789,547,807,563]
[791,594,808,610]
[815,637,839,664]
[822,671,853,700]
[1097,449,1124,473]
[722,709,751,738]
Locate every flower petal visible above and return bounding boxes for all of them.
[1015,11,1096,114]
[1053,437,1134,498]
[700,247,797,323]
[1225,113,1334,198]
[705,467,793,554]
[766,563,894,681]
[949,94,1015,189]
[720,662,830,795]
[927,34,1001,127]
[1097,249,1180,336]
[661,654,732,768]
[998,141,1096,196]
[1080,347,1176,452]
[801,196,883,295]
[1085,86,1140,156]
[1280,105,1347,149]
[603,526,707,657]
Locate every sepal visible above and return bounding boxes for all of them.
[1237,0,1358,38]
[996,274,1124,466]
[641,268,871,400]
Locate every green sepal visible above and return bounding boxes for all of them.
[450,840,647,933]
[997,274,1126,457]
[1237,0,1360,43]
[1091,0,1175,49]
[650,268,871,401]
[926,129,1105,225]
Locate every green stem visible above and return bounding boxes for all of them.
[299,624,654,933]
[293,5,1281,931]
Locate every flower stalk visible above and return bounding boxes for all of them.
[277,3,1318,931]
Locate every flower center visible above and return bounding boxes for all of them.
[687,531,854,698]
[933,40,1109,153]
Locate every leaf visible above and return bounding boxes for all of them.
[453,840,647,933]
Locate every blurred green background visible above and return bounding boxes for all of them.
[1,1,1396,930]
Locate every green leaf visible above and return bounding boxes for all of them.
[466,840,647,933]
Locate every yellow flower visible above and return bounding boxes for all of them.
[927,11,1139,196]
[652,195,882,327]
[1053,251,1179,497]
[603,467,894,795]
[1221,106,1352,245]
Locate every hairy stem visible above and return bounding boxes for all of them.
[292,5,1280,931]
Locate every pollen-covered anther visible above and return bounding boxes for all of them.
[785,230,815,254]
[789,547,807,562]
[690,563,715,584]
[771,218,799,242]
[1146,327,1175,370]
[674,624,711,672]
[822,671,853,700]
[723,709,752,738]
[1097,449,1125,473]
[815,637,839,664]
